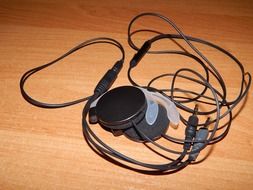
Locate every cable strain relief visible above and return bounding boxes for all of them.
[130,59,137,68]
[112,60,123,73]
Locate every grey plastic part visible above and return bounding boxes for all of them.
[145,99,159,125]
[90,95,102,108]
[189,128,209,161]
[139,88,180,126]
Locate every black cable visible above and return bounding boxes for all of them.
[127,12,251,149]
[20,37,125,108]
[128,13,228,102]
[19,12,251,173]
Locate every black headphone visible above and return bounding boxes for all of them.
[20,12,251,174]
[88,85,178,142]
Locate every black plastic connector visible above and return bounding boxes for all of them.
[130,40,151,68]
[94,60,123,95]
[184,105,199,150]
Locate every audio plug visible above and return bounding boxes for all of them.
[184,105,199,150]
[189,118,210,161]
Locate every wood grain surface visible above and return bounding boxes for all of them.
[0,0,253,189]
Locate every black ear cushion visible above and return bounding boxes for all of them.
[123,104,170,142]
[96,86,147,130]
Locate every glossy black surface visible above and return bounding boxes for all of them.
[96,86,147,129]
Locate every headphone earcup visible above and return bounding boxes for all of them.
[123,104,169,142]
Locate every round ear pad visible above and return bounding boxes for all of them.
[123,104,170,142]
[96,86,147,130]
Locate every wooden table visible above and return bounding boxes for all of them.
[1,0,253,189]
